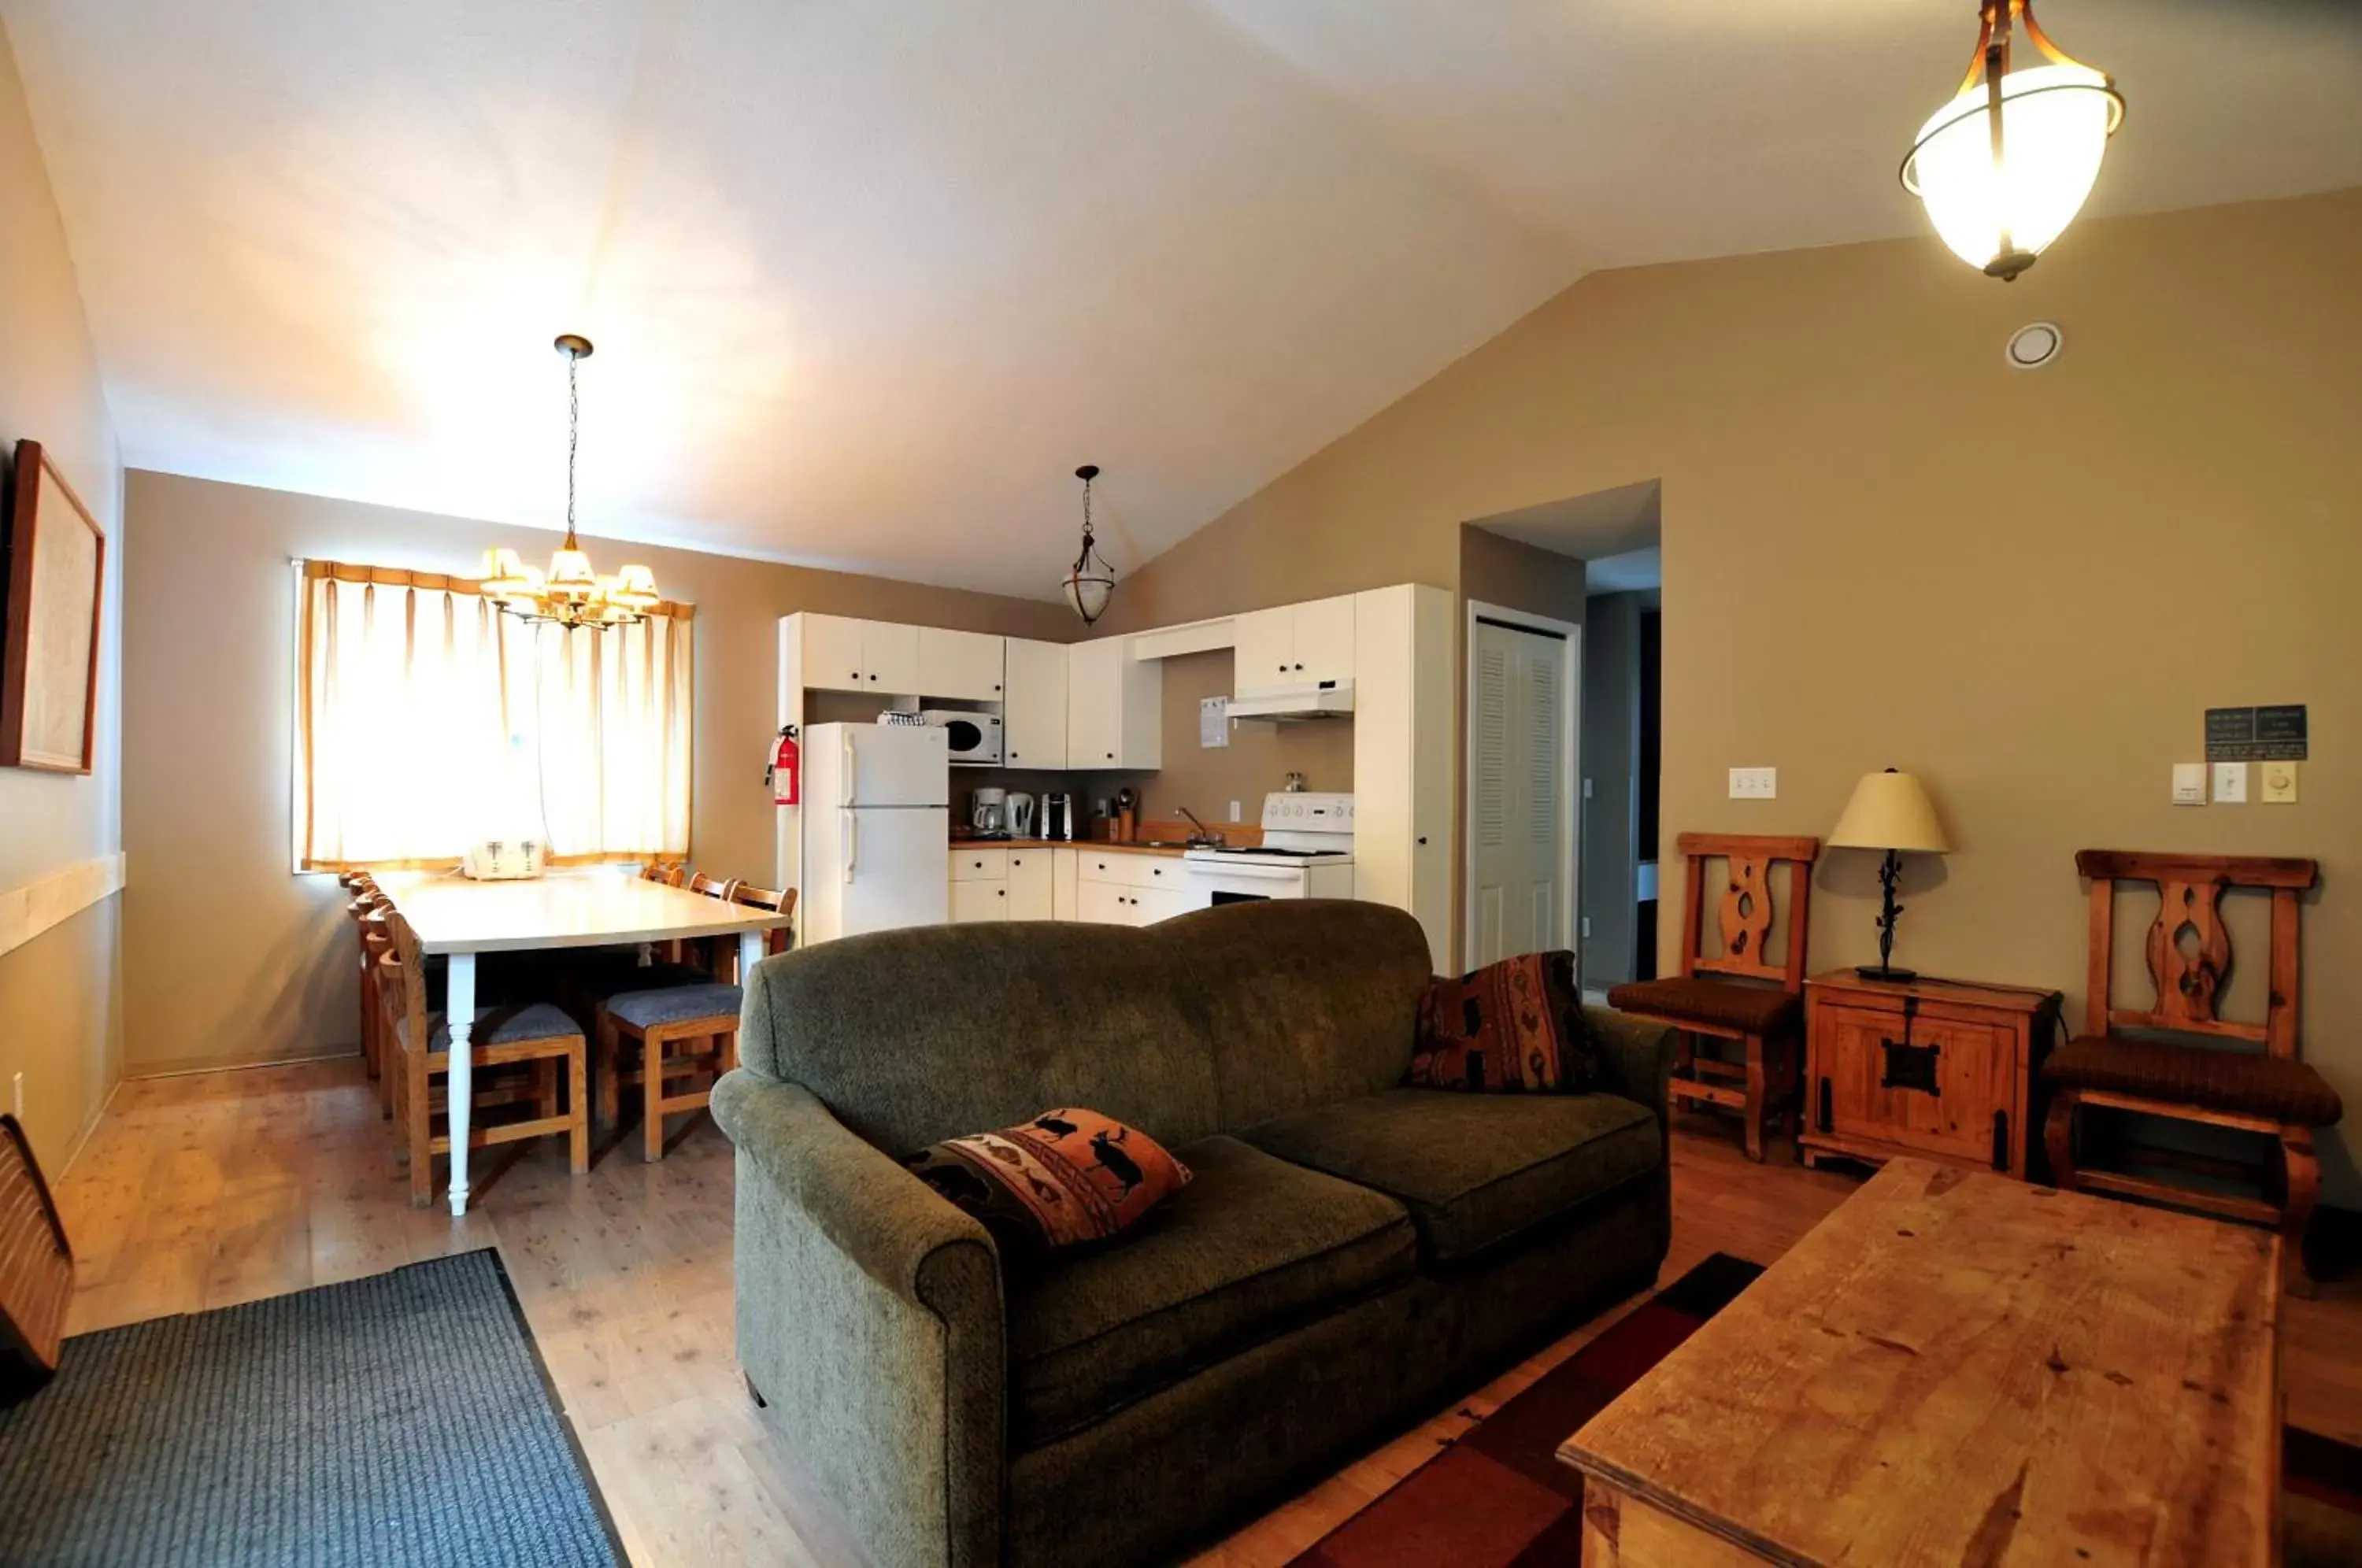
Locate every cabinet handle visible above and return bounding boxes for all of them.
[997,889,1005,898]
[994,684,1002,692]
[1105,752,1114,760]
[1152,867,1161,876]
[1416,836,1427,845]
[1294,662,1304,671]
[850,671,861,679]
[1278,664,1287,673]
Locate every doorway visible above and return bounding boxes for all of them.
[1464,605,1579,969]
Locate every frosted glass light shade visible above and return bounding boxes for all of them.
[1064,567,1113,624]
[546,547,596,595]
[1906,63,2117,276]
[480,547,529,595]
[611,563,661,608]
[1829,770,1953,855]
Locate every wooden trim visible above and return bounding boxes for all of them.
[2,441,108,773]
[2105,1008,2266,1045]
[2268,886,2300,1058]
[1675,833,1820,862]
[2085,876,2112,1038]
[2075,1088,2279,1134]
[0,852,126,963]
[2075,849,2316,889]
[2071,1169,2281,1226]
[299,557,694,619]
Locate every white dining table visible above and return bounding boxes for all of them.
[374,869,793,1215]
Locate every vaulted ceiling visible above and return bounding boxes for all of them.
[9,1,2359,598]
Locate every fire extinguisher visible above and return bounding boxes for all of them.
[768,725,800,807]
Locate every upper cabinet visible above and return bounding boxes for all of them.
[1003,638,1068,768]
[1234,594,1357,693]
[800,614,922,694]
[917,627,1006,702]
[1067,637,1161,770]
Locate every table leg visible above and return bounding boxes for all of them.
[446,951,476,1217]
[738,930,765,986]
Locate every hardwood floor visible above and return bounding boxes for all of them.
[51,1062,2362,1567]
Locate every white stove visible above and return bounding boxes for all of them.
[1185,792,1354,901]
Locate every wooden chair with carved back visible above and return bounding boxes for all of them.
[2042,850,2340,1296]
[1607,834,1820,1161]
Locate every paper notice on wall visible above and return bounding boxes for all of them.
[1200,696,1230,749]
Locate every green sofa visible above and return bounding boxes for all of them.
[712,900,1675,1568]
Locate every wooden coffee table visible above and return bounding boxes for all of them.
[1557,1158,2281,1565]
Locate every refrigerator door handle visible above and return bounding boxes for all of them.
[842,729,858,806]
[843,811,858,883]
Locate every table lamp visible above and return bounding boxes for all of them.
[1827,768,1953,982]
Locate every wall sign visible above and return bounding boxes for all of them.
[2205,704,2308,762]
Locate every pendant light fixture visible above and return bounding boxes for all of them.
[1062,464,1115,625]
[479,335,661,629]
[1901,0,2123,281]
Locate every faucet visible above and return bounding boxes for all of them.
[1175,807,1222,849]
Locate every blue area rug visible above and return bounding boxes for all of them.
[0,1248,620,1567]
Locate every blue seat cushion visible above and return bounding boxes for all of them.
[605,982,744,1030]
[397,1002,581,1051]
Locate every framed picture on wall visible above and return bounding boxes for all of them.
[2,440,106,774]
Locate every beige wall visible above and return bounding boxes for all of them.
[120,472,1074,1073]
[1112,188,2362,1200]
[0,20,124,1174]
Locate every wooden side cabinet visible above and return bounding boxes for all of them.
[1800,971,2061,1180]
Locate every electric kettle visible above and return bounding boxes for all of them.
[1006,792,1036,839]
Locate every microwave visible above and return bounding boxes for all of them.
[916,708,1003,766]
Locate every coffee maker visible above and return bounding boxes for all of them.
[1041,792,1076,841]
[970,786,1008,838]
[1006,792,1036,839]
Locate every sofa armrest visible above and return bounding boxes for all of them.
[711,1069,1004,1568]
[1585,1006,1677,1129]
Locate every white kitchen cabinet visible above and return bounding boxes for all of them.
[918,627,1006,703]
[1352,583,1454,971]
[1065,637,1161,769]
[1003,638,1068,768]
[1052,847,1080,920]
[1130,886,1203,926]
[1005,849,1055,921]
[1232,595,1357,692]
[798,613,923,695]
[864,621,922,696]
[1075,879,1132,926]
[950,878,1005,923]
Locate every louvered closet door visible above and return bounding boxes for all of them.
[1469,618,1571,969]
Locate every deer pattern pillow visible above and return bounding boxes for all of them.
[906,1108,1193,1258]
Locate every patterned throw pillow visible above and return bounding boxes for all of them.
[1409,951,1595,1094]
[906,1108,1193,1257]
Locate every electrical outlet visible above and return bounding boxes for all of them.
[2261,760,2299,804]
[2171,763,2207,806]
[1728,767,1778,801]
[2212,761,2249,804]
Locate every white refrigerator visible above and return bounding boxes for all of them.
[799,723,951,944]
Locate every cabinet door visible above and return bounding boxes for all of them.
[1003,638,1068,768]
[1231,606,1294,691]
[861,620,923,696]
[950,878,1006,923]
[802,613,868,692]
[1075,879,1131,926]
[1005,850,1054,921]
[918,628,1006,703]
[1351,584,1453,971]
[1818,1006,2014,1167]
[1066,638,1122,767]
[1131,886,1203,926]
[1051,847,1079,921]
[1290,594,1357,686]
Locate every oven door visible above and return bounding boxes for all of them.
[1187,861,1309,903]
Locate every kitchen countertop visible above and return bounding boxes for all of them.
[948,838,1196,858]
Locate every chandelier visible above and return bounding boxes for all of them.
[479,335,661,629]
[1901,0,2123,281]
[1062,464,1115,625]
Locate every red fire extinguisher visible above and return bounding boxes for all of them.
[768,725,800,807]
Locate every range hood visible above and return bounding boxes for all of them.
[1227,679,1354,722]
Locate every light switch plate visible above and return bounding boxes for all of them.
[1227,801,1242,823]
[2260,760,2299,804]
[2212,761,2249,804]
[2171,764,2207,806]
[1728,767,1778,801]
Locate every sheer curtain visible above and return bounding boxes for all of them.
[294,560,692,871]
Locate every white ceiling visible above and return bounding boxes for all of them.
[9,2,2359,599]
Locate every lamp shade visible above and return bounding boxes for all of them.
[1828,770,1952,854]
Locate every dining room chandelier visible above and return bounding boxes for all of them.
[1901,0,2123,281]
[479,334,661,629]
[1062,464,1115,626]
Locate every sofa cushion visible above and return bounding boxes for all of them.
[908,1108,1193,1258]
[1009,1134,1414,1447]
[1410,951,1594,1093]
[1239,1089,1660,1264]
[2043,1035,2343,1126]
[1605,976,1799,1037]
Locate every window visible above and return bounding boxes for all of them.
[294,560,691,871]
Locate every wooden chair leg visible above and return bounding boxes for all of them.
[2044,1093,2080,1191]
[406,1044,434,1208]
[2282,1126,2320,1300]
[535,1057,558,1119]
[596,1014,620,1132]
[568,1045,590,1176]
[1742,1033,1768,1163]
[642,1027,668,1163]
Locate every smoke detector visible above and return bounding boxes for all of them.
[2005,321,2064,370]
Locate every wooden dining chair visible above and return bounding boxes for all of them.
[346,883,389,1086]
[1607,834,1820,1161]
[596,882,790,1162]
[381,910,590,1207]
[2042,850,2341,1296]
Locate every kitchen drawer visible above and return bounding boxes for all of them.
[1076,850,1187,891]
[950,878,1006,923]
[950,848,1009,882]
[1130,885,1205,925]
[1815,1004,2016,1168]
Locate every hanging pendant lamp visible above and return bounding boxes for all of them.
[479,335,661,629]
[1062,464,1116,625]
[1901,0,2123,281]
